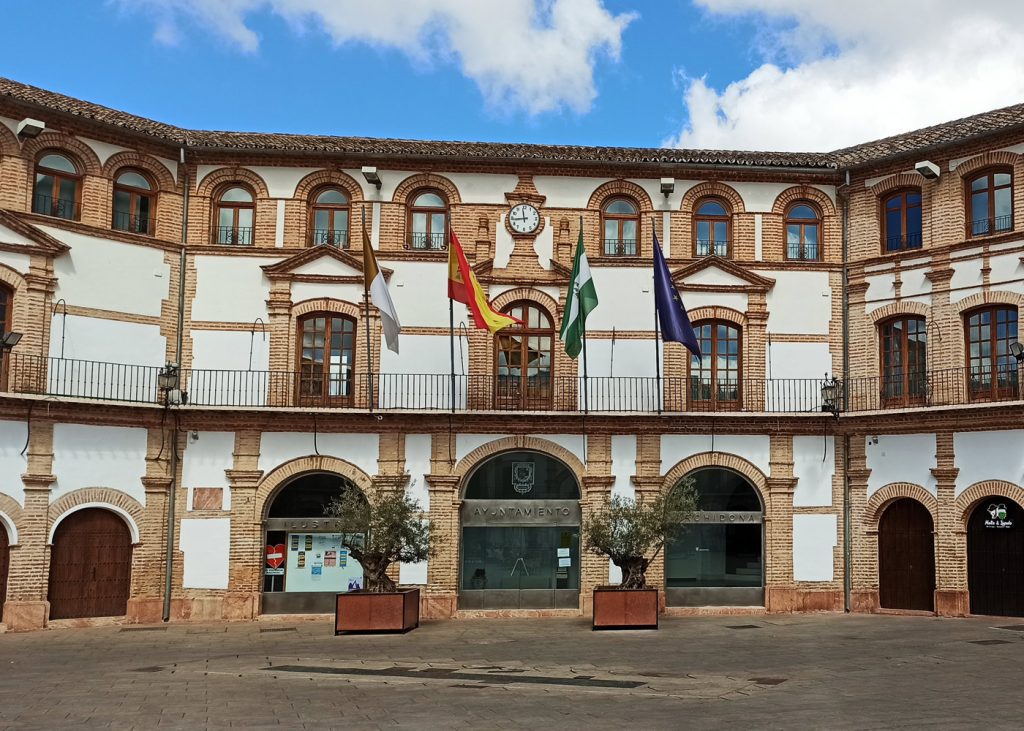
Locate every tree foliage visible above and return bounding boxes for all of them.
[323,486,435,593]
[582,477,698,590]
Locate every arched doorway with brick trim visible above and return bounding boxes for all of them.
[0,519,8,623]
[48,508,133,620]
[967,496,1024,617]
[878,498,935,611]
[664,467,765,607]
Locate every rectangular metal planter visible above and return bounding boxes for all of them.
[592,587,659,630]
[334,587,420,634]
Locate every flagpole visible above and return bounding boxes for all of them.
[579,215,589,414]
[653,218,662,414]
[362,207,374,412]
[449,298,456,413]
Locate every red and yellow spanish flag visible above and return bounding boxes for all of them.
[448,230,519,333]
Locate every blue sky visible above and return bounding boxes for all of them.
[3,1,1024,152]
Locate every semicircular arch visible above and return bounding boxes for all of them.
[660,452,768,504]
[587,179,655,212]
[452,436,587,499]
[392,173,461,206]
[680,181,745,215]
[47,488,144,544]
[102,152,177,192]
[865,483,937,526]
[255,455,375,520]
[955,480,1024,530]
[772,185,836,217]
[22,132,102,177]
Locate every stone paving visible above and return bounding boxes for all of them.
[1,613,1023,729]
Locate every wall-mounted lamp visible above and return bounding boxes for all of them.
[821,373,843,417]
[915,160,940,180]
[660,177,675,197]
[1010,341,1024,363]
[1,331,23,350]
[361,166,382,190]
[158,362,187,405]
[16,118,45,139]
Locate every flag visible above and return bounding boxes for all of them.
[559,222,599,359]
[653,231,701,358]
[448,230,520,334]
[363,225,401,354]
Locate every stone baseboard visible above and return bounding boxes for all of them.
[934,590,969,617]
[1,601,48,631]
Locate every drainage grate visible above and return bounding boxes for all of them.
[994,625,1024,632]
[120,626,167,632]
[268,665,646,689]
[749,677,787,686]
[970,639,1012,645]
[259,627,297,633]
[726,624,761,630]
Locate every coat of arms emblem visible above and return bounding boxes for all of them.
[512,462,535,494]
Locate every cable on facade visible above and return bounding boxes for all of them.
[19,402,31,457]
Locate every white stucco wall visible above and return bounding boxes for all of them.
[0,249,30,274]
[660,434,772,478]
[47,228,170,317]
[446,173,520,205]
[454,433,584,469]
[953,430,1024,497]
[289,281,364,306]
[182,431,235,511]
[190,330,269,372]
[793,436,835,507]
[610,435,637,500]
[765,271,831,334]
[51,424,148,504]
[49,314,165,366]
[792,514,837,581]
[586,268,653,331]
[865,434,937,496]
[0,420,27,506]
[258,432,379,482]
[767,341,834,382]
[990,252,1024,288]
[950,256,984,303]
[191,255,275,323]
[399,433,432,586]
[79,136,130,165]
[385,261,460,329]
[179,518,231,590]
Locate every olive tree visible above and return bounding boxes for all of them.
[323,486,435,593]
[582,477,698,590]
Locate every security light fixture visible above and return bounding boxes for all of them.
[0,331,22,349]
[915,160,940,180]
[660,178,675,196]
[361,166,382,190]
[1011,341,1024,363]
[16,118,45,139]
[821,374,842,417]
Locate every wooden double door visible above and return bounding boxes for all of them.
[878,498,935,611]
[968,497,1024,617]
[48,509,133,620]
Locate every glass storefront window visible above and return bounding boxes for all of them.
[464,450,579,500]
[461,527,579,592]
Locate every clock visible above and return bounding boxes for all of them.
[508,203,541,235]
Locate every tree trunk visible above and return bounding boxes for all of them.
[360,555,397,593]
[617,557,650,589]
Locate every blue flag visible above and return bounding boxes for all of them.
[653,231,701,358]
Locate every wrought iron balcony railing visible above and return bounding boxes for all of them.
[2,353,1021,415]
[885,231,923,251]
[112,211,155,236]
[214,226,254,246]
[603,239,637,256]
[32,194,79,221]
[407,232,446,250]
[969,214,1013,237]
[309,228,349,247]
[696,239,729,257]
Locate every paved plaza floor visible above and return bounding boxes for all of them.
[1,612,1022,729]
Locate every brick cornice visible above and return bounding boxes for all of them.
[425,474,460,492]
[141,476,172,492]
[21,473,56,490]
[930,467,960,482]
[925,267,954,284]
[226,469,264,487]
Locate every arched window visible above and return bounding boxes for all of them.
[112,169,155,235]
[785,203,821,261]
[309,187,350,247]
[882,189,922,252]
[214,185,255,246]
[297,313,356,406]
[879,315,927,406]
[0,284,12,390]
[32,152,81,220]
[690,321,741,410]
[495,302,553,409]
[408,190,447,250]
[693,198,730,257]
[967,169,1013,237]
[601,197,639,256]
[965,305,1018,401]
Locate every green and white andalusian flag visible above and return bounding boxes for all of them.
[559,223,599,359]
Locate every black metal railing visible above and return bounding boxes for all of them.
[4,353,1022,414]
[112,211,155,235]
[309,228,349,247]
[970,215,1013,237]
[884,231,923,252]
[32,194,78,220]
[214,226,254,246]
[407,232,446,250]
[603,238,637,256]
[696,239,729,257]
[786,243,820,261]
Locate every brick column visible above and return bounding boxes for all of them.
[4,420,54,630]
[847,435,876,612]
[265,286,293,406]
[932,432,966,616]
[764,433,797,610]
[579,474,614,616]
[423,474,459,618]
[223,429,263,620]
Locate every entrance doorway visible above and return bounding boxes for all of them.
[665,468,764,607]
[878,498,935,611]
[261,472,365,614]
[48,508,132,619]
[0,520,8,622]
[968,497,1024,617]
[459,450,580,609]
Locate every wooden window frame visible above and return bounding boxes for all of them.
[32,151,82,221]
[407,189,448,251]
[784,202,822,261]
[881,189,923,253]
[493,301,554,410]
[692,197,731,258]
[963,305,1019,402]
[308,187,351,248]
[213,184,256,246]
[601,197,640,256]
[111,168,156,236]
[966,168,1014,238]
[879,315,927,407]
[295,312,357,407]
[0,283,12,391]
[689,320,742,411]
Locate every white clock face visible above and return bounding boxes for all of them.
[508,203,540,234]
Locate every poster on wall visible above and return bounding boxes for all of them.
[284,533,363,593]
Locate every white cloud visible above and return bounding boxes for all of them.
[668,0,1024,151]
[118,0,635,116]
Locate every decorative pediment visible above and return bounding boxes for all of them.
[0,211,70,256]
[473,257,571,286]
[261,244,391,283]
[671,255,775,293]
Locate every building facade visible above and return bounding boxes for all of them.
[0,77,1021,630]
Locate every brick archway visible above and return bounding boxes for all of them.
[679,181,745,215]
[955,150,1020,178]
[865,483,938,526]
[392,173,461,206]
[255,454,375,520]
[21,131,102,177]
[772,185,836,217]
[452,436,586,499]
[102,151,177,192]
[955,480,1024,530]
[47,489,143,544]
[660,452,768,503]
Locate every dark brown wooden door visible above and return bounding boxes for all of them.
[0,521,8,622]
[879,498,935,611]
[968,497,1024,617]
[48,509,132,620]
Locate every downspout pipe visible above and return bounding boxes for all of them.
[163,145,189,623]
[840,169,852,613]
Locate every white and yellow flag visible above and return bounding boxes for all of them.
[363,226,401,354]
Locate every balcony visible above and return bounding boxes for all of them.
[603,238,637,256]
[112,211,155,236]
[407,232,446,251]
[214,226,253,246]
[32,194,79,221]
[696,239,729,257]
[884,231,923,252]
[309,228,349,248]
[2,353,1021,414]
[969,214,1013,237]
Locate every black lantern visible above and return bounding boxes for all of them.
[821,374,842,416]
[157,362,180,391]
